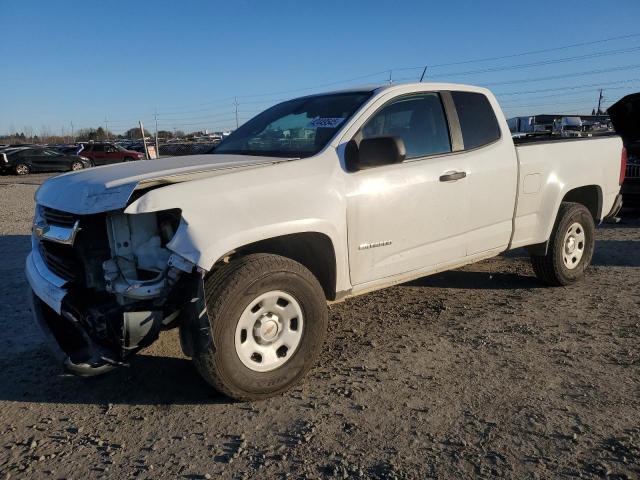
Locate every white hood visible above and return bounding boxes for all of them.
[35,154,287,214]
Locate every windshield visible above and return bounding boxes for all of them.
[214,91,372,158]
[115,144,128,152]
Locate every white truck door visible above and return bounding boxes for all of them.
[449,91,518,255]
[345,92,470,286]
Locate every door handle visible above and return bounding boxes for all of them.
[439,171,467,182]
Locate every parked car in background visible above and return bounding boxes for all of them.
[158,142,216,157]
[507,115,554,137]
[1,147,93,175]
[80,142,145,165]
[553,116,587,137]
[117,142,146,154]
[0,146,30,154]
[52,144,85,156]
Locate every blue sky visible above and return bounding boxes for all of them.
[1,0,640,135]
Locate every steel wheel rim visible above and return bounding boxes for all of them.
[235,290,304,372]
[16,164,28,175]
[71,162,83,171]
[562,222,586,269]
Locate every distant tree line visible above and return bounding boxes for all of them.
[0,127,117,144]
[121,128,187,140]
[2,126,202,145]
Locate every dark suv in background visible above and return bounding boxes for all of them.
[80,142,145,165]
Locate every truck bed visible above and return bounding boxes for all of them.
[510,134,623,251]
[512,132,619,146]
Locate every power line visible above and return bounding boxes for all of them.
[494,78,640,96]
[481,63,640,86]
[498,84,640,104]
[138,32,640,115]
[232,70,390,100]
[101,38,640,126]
[191,32,640,105]
[154,103,237,116]
[430,45,640,78]
[156,70,390,112]
[501,104,612,113]
[77,32,640,132]
[500,98,601,109]
[155,116,249,127]
[157,110,238,121]
[138,69,640,125]
[426,32,640,68]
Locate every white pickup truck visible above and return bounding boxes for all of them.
[26,83,630,400]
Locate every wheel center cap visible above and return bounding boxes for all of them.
[566,236,576,254]
[259,317,279,341]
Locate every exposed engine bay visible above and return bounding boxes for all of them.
[32,204,199,374]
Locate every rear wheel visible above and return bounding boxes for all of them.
[530,202,595,286]
[15,163,29,175]
[70,161,84,171]
[189,253,328,401]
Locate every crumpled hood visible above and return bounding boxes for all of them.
[35,154,287,214]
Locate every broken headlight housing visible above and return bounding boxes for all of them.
[103,209,193,304]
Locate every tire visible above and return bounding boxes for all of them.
[15,163,29,175]
[530,202,595,286]
[70,161,84,171]
[189,253,328,401]
[124,156,134,162]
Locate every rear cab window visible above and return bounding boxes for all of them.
[451,91,501,149]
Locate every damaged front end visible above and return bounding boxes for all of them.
[27,203,199,375]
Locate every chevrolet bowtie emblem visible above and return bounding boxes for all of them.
[33,221,49,240]
[32,219,81,245]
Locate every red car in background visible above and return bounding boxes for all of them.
[80,142,145,165]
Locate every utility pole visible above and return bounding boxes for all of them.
[70,121,74,143]
[596,89,604,115]
[388,70,393,84]
[104,117,110,141]
[154,109,160,158]
[234,97,239,129]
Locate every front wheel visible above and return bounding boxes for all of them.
[188,253,328,401]
[70,161,84,171]
[15,163,29,175]
[530,202,595,286]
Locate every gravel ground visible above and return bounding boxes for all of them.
[0,173,639,479]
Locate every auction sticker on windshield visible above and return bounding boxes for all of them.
[307,117,345,128]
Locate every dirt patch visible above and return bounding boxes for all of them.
[0,176,638,479]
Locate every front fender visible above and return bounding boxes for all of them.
[123,155,350,291]
[167,214,341,272]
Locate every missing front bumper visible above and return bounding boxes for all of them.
[29,292,117,376]
[26,250,167,376]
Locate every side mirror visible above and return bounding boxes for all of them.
[345,136,406,172]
